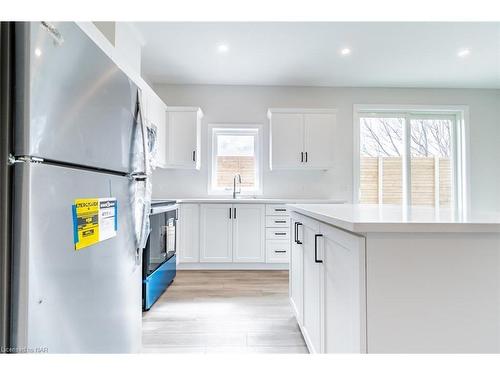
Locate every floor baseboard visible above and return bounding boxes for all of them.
[177,262,289,270]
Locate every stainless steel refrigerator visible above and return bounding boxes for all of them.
[0,22,152,353]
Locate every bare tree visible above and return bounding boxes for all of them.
[361,117,451,158]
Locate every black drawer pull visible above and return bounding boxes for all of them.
[275,232,287,236]
[275,220,287,224]
[295,222,303,244]
[193,150,196,162]
[275,208,286,212]
[274,250,287,253]
[314,234,323,263]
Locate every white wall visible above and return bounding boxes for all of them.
[114,23,143,75]
[152,84,500,210]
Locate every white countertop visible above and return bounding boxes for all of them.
[154,198,345,204]
[288,204,500,233]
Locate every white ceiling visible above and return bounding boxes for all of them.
[135,22,500,88]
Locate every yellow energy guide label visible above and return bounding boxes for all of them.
[72,198,118,250]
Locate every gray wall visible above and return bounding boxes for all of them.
[152,84,500,211]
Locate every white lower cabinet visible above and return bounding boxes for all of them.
[290,211,366,353]
[232,204,265,262]
[200,204,233,262]
[321,223,365,353]
[199,203,265,263]
[178,204,200,262]
[289,217,304,324]
[301,216,322,353]
[266,241,290,263]
[178,203,290,267]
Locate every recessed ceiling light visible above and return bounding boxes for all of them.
[217,43,229,53]
[457,48,470,58]
[340,48,351,56]
[34,48,42,57]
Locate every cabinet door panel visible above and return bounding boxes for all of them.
[321,223,365,353]
[199,204,233,262]
[290,216,304,325]
[302,219,322,353]
[167,111,197,168]
[270,113,304,169]
[233,204,265,262]
[178,204,200,263]
[304,113,335,169]
[149,94,167,168]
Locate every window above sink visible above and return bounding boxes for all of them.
[208,124,263,196]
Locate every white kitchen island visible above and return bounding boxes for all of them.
[288,204,500,353]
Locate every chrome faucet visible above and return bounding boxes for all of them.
[233,173,242,199]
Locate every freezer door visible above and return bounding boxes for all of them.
[14,22,142,173]
[11,162,142,353]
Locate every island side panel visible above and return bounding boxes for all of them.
[365,232,500,353]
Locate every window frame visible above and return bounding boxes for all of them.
[353,105,470,213]
[208,124,263,196]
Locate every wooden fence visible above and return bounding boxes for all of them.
[360,156,452,207]
[216,156,256,188]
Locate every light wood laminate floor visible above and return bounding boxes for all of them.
[142,270,308,353]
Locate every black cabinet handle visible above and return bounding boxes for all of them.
[233,207,236,219]
[275,220,286,224]
[301,152,304,162]
[295,222,303,244]
[275,208,286,212]
[314,234,323,263]
[229,207,232,219]
[275,232,287,236]
[305,152,308,162]
[193,150,196,162]
[275,250,287,254]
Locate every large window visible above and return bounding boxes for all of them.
[355,106,468,210]
[209,127,261,195]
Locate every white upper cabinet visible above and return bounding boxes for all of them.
[165,106,203,170]
[304,113,336,169]
[140,85,168,168]
[270,113,304,169]
[268,108,336,170]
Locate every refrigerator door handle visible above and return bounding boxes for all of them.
[135,89,152,263]
[138,88,151,176]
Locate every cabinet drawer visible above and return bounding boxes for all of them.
[266,204,289,216]
[265,216,290,228]
[266,240,290,263]
[266,228,290,240]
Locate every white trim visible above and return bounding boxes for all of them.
[353,104,469,115]
[207,123,263,196]
[353,104,470,211]
[166,106,203,116]
[268,108,338,118]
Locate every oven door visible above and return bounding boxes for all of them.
[145,206,177,276]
